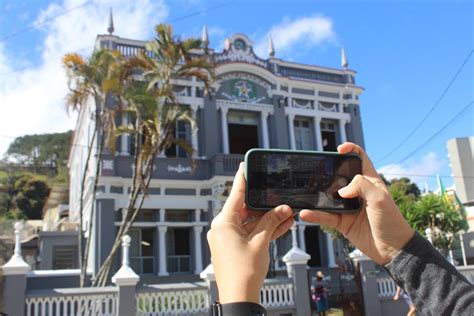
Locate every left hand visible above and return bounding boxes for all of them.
[207,163,295,304]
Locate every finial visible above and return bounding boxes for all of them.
[13,221,24,257]
[121,235,131,266]
[107,8,115,35]
[268,34,275,57]
[201,24,209,48]
[341,46,348,69]
[224,38,231,51]
[291,222,298,248]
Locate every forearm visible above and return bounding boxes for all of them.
[384,232,474,315]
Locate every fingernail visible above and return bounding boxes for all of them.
[338,187,347,195]
[278,205,291,220]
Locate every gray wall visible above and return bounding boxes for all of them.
[347,103,365,149]
[38,231,78,270]
[448,137,474,203]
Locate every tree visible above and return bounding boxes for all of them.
[14,176,50,219]
[389,177,421,198]
[0,173,50,219]
[63,49,123,287]
[92,24,215,286]
[5,131,72,176]
[413,194,466,252]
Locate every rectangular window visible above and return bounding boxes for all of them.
[321,120,337,152]
[165,120,192,158]
[228,111,259,154]
[165,210,192,222]
[294,118,313,150]
[52,246,78,269]
[129,228,155,274]
[167,228,191,273]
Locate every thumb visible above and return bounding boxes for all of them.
[249,205,293,244]
[337,174,378,201]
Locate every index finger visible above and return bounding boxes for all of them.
[220,162,246,219]
[337,142,381,182]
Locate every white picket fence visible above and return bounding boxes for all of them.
[260,279,294,309]
[136,283,209,315]
[376,276,397,298]
[25,287,117,316]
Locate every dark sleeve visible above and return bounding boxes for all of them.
[384,232,474,315]
[211,302,267,316]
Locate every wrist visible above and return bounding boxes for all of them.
[218,285,260,304]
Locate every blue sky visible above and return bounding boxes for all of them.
[0,0,473,191]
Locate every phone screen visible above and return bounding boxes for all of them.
[246,150,361,212]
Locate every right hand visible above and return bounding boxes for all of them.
[299,142,415,265]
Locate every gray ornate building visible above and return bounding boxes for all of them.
[67,22,365,283]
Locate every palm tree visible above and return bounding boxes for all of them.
[62,49,123,287]
[92,23,215,286]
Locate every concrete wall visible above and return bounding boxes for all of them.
[38,231,78,270]
[448,137,474,204]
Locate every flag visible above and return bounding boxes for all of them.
[437,174,469,231]
[436,174,450,204]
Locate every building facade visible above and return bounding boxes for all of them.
[68,24,365,282]
[448,137,474,231]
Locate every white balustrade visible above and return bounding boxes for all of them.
[376,276,397,298]
[25,291,117,316]
[260,281,294,309]
[136,288,208,314]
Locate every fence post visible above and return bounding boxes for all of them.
[350,250,381,316]
[200,263,218,305]
[112,235,139,316]
[1,222,30,316]
[283,228,311,316]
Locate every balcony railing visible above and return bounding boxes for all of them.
[167,255,191,273]
[130,256,155,275]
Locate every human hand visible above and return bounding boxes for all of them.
[299,142,414,265]
[207,163,295,304]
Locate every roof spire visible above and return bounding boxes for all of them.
[268,34,275,57]
[341,46,348,69]
[201,24,209,48]
[107,8,115,35]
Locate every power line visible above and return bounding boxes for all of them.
[396,100,473,164]
[0,1,94,42]
[375,50,474,164]
[0,2,232,76]
[168,1,233,23]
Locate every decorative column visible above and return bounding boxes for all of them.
[200,263,219,305]
[194,226,204,274]
[313,116,323,151]
[221,107,229,154]
[112,235,139,316]
[191,105,200,158]
[2,222,30,316]
[120,113,129,155]
[261,111,270,148]
[158,226,168,276]
[287,113,296,150]
[339,119,347,144]
[297,223,306,252]
[326,233,336,267]
[283,222,311,316]
[350,250,381,316]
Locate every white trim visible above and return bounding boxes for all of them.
[216,100,274,115]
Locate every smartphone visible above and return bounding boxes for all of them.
[244,149,362,212]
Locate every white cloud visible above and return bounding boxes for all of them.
[254,15,336,58]
[0,0,169,156]
[378,152,446,189]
